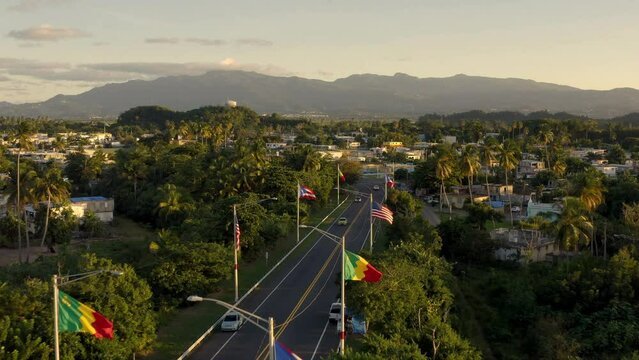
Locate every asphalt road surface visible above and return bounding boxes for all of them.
[188,179,386,360]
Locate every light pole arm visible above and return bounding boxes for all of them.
[58,269,123,286]
[334,187,371,198]
[298,224,341,245]
[187,296,269,332]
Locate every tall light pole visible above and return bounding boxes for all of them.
[187,296,276,360]
[298,225,346,355]
[232,197,277,303]
[53,269,123,360]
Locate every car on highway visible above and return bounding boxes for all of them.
[373,185,380,190]
[338,217,348,225]
[220,311,244,331]
[329,301,343,323]
[354,197,362,202]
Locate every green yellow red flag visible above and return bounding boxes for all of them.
[344,250,382,282]
[58,290,114,339]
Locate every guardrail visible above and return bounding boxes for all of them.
[177,196,351,359]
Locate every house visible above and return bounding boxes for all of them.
[69,196,114,222]
[492,228,559,263]
[527,198,562,220]
[518,160,545,178]
[593,164,632,177]
[382,141,403,148]
[347,142,361,149]
[442,136,457,144]
[266,142,287,150]
[570,148,606,160]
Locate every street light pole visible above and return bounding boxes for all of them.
[340,235,346,356]
[369,192,374,253]
[187,296,276,360]
[233,204,239,303]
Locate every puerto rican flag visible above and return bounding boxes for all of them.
[372,202,394,224]
[298,184,317,200]
[275,341,303,360]
[385,174,396,188]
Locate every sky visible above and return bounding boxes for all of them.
[1,0,639,103]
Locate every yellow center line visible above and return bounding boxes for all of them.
[255,200,370,359]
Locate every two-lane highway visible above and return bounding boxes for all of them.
[189,179,385,360]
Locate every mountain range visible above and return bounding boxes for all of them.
[2,71,639,119]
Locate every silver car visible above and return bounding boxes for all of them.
[220,311,244,331]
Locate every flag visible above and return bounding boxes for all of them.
[385,174,396,188]
[298,184,317,200]
[372,202,394,224]
[234,212,241,251]
[344,250,382,282]
[338,166,346,183]
[275,341,303,360]
[58,290,113,339]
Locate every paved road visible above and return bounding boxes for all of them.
[422,203,441,226]
[189,179,385,360]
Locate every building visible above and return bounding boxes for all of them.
[492,228,558,263]
[570,148,606,159]
[69,196,114,222]
[266,142,287,150]
[518,159,545,178]
[382,141,403,148]
[442,136,457,144]
[527,198,562,220]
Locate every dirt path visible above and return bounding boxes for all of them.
[0,245,55,267]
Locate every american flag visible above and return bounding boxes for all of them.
[372,202,394,224]
[298,184,317,200]
[234,212,241,250]
[385,175,396,188]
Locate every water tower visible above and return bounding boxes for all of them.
[226,100,237,108]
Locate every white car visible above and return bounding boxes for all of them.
[338,217,348,225]
[329,302,343,323]
[373,185,380,191]
[511,206,521,212]
[354,197,362,203]
[220,311,244,331]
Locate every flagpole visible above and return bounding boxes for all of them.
[296,183,300,243]
[340,235,346,356]
[369,193,373,253]
[53,275,60,360]
[384,174,387,202]
[233,204,239,303]
[337,165,340,204]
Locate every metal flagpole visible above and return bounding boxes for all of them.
[340,235,346,355]
[53,275,60,360]
[296,183,300,243]
[337,165,340,204]
[233,204,239,303]
[369,193,373,253]
[384,174,387,201]
[268,317,275,360]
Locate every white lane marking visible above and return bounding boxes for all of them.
[310,320,331,360]
[208,204,354,360]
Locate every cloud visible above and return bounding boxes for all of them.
[236,38,273,46]
[7,0,74,12]
[0,75,11,82]
[92,41,109,46]
[8,24,89,41]
[0,57,292,86]
[219,58,236,66]
[145,37,180,44]
[185,38,226,46]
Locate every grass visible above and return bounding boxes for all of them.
[144,199,353,360]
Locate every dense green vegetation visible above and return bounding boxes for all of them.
[5,107,639,358]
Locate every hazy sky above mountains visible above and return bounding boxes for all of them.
[1,0,638,103]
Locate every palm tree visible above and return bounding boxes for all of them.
[156,183,193,226]
[552,159,567,178]
[498,141,519,226]
[580,177,604,255]
[539,128,554,170]
[34,166,70,248]
[9,121,35,263]
[434,147,455,215]
[480,142,497,200]
[459,145,481,203]
[556,197,593,252]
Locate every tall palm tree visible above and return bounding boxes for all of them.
[552,159,567,178]
[157,183,193,226]
[9,121,35,263]
[435,147,455,215]
[556,197,593,252]
[459,145,481,203]
[498,141,519,226]
[480,142,497,202]
[34,166,70,248]
[580,177,604,255]
[539,128,554,171]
